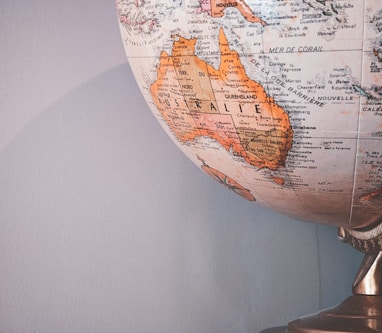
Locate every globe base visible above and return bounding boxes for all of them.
[287,295,382,333]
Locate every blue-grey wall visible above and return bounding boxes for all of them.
[0,1,362,332]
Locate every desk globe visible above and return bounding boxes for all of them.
[116,1,382,332]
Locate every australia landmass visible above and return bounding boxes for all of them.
[197,0,267,26]
[150,28,293,171]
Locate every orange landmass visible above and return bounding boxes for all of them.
[272,177,285,186]
[150,28,293,170]
[360,188,382,201]
[198,155,256,201]
[199,0,267,26]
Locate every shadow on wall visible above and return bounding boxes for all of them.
[0,63,361,333]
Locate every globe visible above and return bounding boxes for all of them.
[115,1,382,332]
[116,0,382,231]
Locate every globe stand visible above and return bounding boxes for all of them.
[287,224,382,333]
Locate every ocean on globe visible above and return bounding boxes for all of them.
[116,0,382,229]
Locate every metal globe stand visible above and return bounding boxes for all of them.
[286,223,382,333]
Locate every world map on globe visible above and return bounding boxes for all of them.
[117,0,382,229]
